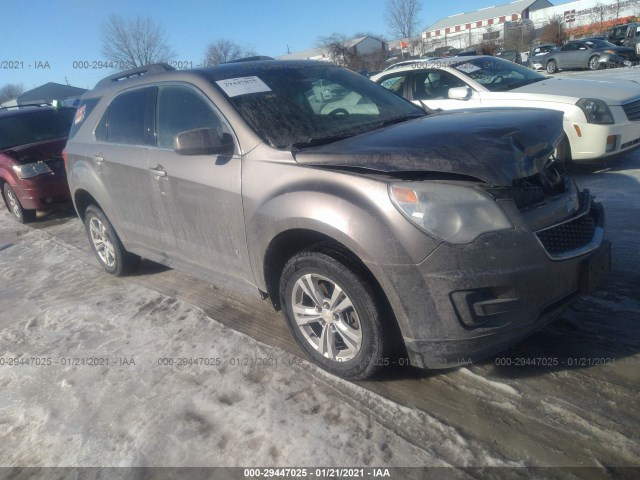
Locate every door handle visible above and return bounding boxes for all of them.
[149,165,167,177]
[94,154,104,164]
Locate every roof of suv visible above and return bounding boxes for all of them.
[89,60,329,96]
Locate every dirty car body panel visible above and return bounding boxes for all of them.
[66,61,610,377]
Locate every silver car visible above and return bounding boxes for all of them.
[543,38,634,73]
[65,61,610,379]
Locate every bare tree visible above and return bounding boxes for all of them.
[0,83,24,104]
[385,0,423,39]
[101,15,175,69]
[318,34,358,68]
[539,15,568,45]
[204,40,255,67]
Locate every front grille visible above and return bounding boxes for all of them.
[536,213,596,255]
[621,136,640,149]
[486,165,567,211]
[492,185,544,209]
[622,98,640,121]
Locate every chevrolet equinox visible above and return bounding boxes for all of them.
[65,61,610,379]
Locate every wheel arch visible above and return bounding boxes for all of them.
[263,229,388,314]
[263,228,406,357]
[0,177,7,209]
[73,189,101,222]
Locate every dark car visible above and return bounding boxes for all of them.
[527,43,557,70]
[65,62,609,379]
[607,22,640,54]
[495,49,522,64]
[544,38,635,73]
[0,104,75,223]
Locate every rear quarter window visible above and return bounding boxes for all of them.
[106,89,148,145]
[68,98,100,140]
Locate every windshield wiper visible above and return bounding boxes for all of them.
[290,134,355,149]
[377,113,425,127]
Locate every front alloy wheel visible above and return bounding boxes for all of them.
[3,183,36,223]
[588,56,600,70]
[280,246,393,380]
[546,60,558,74]
[291,273,363,361]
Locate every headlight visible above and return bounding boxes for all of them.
[576,98,614,124]
[389,182,512,244]
[12,162,52,179]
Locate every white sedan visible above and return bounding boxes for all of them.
[371,57,640,163]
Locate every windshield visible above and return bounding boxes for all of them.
[451,57,546,92]
[211,65,425,149]
[0,108,74,150]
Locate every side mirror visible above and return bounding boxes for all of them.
[448,86,472,100]
[175,128,234,156]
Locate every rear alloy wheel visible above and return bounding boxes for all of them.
[3,183,36,223]
[546,60,558,74]
[84,205,140,276]
[588,56,601,70]
[280,247,390,380]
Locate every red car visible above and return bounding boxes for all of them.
[0,105,75,223]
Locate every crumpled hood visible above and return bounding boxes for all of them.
[294,108,564,186]
[1,138,66,164]
[512,77,640,105]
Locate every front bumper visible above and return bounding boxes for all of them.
[377,202,609,369]
[567,118,640,161]
[10,176,71,210]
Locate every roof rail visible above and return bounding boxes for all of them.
[221,55,275,64]
[94,63,176,89]
[0,102,52,110]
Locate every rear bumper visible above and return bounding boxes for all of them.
[10,177,71,210]
[376,203,610,369]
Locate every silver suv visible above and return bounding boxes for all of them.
[65,61,610,379]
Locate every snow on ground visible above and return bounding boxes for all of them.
[0,215,513,468]
[0,66,639,471]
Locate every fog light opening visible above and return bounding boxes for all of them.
[44,197,53,204]
[606,135,617,153]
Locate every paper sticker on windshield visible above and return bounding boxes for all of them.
[216,76,271,97]
[455,63,481,74]
[73,104,86,125]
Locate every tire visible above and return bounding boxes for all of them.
[546,60,558,74]
[3,183,36,223]
[279,246,391,380]
[84,205,140,276]
[588,55,600,70]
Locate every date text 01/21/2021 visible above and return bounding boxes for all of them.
[243,468,391,477]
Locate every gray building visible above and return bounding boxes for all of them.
[17,82,87,106]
